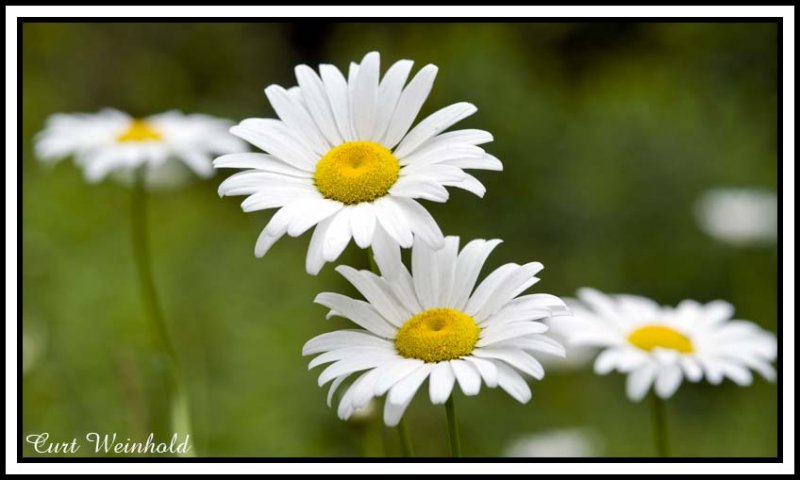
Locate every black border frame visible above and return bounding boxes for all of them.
[13,15,788,465]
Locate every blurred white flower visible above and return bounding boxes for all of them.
[35,109,246,185]
[695,188,777,246]
[558,288,777,402]
[542,317,598,372]
[503,428,600,457]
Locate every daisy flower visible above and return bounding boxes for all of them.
[695,187,778,247]
[35,109,245,184]
[555,288,777,401]
[302,232,569,426]
[214,51,502,275]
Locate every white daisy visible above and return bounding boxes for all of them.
[695,187,778,246]
[555,288,777,401]
[302,232,569,426]
[214,51,502,275]
[503,428,600,458]
[35,109,246,184]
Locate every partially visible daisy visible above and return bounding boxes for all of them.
[503,428,600,458]
[215,51,502,275]
[35,109,246,184]
[695,188,777,247]
[303,232,569,426]
[558,288,777,401]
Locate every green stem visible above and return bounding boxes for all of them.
[649,393,670,457]
[397,417,415,458]
[132,169,177,363]
[445,396,461,458]
[131,168,193,454]
[368,247,414,458]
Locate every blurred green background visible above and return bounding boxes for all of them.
[21,22,779,458]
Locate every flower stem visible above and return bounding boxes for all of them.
[649,393,670,457]
[131,168,192,453]
[367,247,414,458]
[445,396,462,457]
[397,417,415,457]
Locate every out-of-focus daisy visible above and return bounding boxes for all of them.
[303,233,568,426]
[215,51,502,275]
[558,288,777,401]
[503,428,600,457]
[695,188,777,246]
[35,109,245,184]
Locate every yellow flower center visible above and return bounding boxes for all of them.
[116,119,163,143]
[313,141,400,204]
[395,308,480,363]
[627,325,694,353]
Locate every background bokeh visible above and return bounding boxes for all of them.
[21,22,779,457]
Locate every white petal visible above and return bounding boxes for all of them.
[319,64,356,141]
[626,363,657,401]
[442,154,503,171]
[387,363,432,406]
[429,362,456,404]
[374,358,426,396]
[446,239,503,310]
[318,353,394,386]
[214,152,312,178]
[390,175,450,202]
[350,202,377,248]
[370,225,422,312]
[231,119,318,171]
[381,64,438,149]
[464,356,499,388]
[393,102,477,158]
[393,198,445,249]
[471,262,544,322]
[464,263,519,317]
[314,292,397,338]
[373,59,414,142]
[264,84,330,155]
[679,356,703,382]
[309,345,395,369]
[295,64,343,145]
[654,364,683,399]
[594,349,626,374]
[287,199,343,237]
[719,361,754,386]
[411,239,439,309]
[445,173,486,198]
[303,330,391,355]
[450,359,481,396]
[335,266,411,327]
[352,51,380,140]
[306,216,333,275]
[323,208,353,262]
[373,197,414,248]
[175,149,213,177]
[404,129,494,160]
[473,348,545,380]
[255,220,285,257]
[495,361,532,403]
[327,374,349,407]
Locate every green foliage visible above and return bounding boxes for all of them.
[22,22,778,457]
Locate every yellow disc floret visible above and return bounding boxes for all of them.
[117,119,163,143]
[314,141,400,204]
[627,325,694,353]
[395,308,480,363]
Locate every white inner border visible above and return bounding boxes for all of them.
[5,4,795,475]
